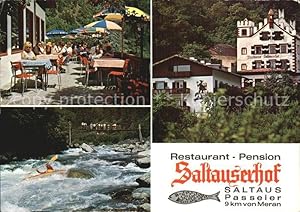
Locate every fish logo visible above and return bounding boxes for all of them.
[168,190,220,204]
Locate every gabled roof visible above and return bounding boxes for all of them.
[242,20,298,39]
[209,44,237,57]
[153,54,243,78]
[37,0,57,9]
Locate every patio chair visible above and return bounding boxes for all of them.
[79,55,88,76]
[110,58,131,74]
[10,61,37,96]
[82,57,97,87]
[46,58,62,90]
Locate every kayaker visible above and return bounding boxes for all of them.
[36,163,54,174]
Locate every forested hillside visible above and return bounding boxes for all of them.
[153,0,300,61]
[45,0,150,57]
[0,108,150,162]
[46,0,149,31]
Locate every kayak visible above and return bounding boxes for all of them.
[23,170,66,180]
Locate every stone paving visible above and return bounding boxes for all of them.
[0,62,122,106]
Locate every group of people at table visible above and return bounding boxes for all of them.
[18,40,116,88]
[17,40,149,100]
[21,40,114,70]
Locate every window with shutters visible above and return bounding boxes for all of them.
[273,31,284,40]
[173,80,186,89]
[280,60,289,70]
[254,46,262,54]
[260,32,270,41]
[241,29,247,36]
[241,48,247,55]
[241,64,247,70]
[270,60,276,69]
[173,65,191,72]
[254,60,262,69]
[280,44,287,54]
[269,45,276,54]
[155,81,166,89]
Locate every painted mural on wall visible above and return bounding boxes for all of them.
[194,80,208,101]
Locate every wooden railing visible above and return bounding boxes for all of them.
[153,88,190,95]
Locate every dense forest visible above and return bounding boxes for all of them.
[153,0,300,61]
[45,0,150,58]
[0,108,150,163]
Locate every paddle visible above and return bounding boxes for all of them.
[33,155,58,173]
[23,155,58,181]
[36,154,58,170]
[49,154,58,162]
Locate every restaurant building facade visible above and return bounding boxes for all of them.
[0,0,55,90]
[153,55,242,113]
[237,9,300,86]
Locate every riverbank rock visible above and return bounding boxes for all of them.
[136,157,150,169]
[110,188,134,203]
[138,203,150,212]
[0,155,9,164]
[80,143,96,153]
[66,168,95,179]
[132,188,150,202]
[136,173,150,187]
[136,150,150,168]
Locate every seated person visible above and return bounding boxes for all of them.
[21,42,36,60]
[21,41,45,80]
[52,42,61,55]
[33,42,46,55]
[103,43,114,57]
[89,45,103,60]
[45,42,52,55]
[36,163,54,174]
[66,42,73,56]
[79,42,90,58]
[57,42,69,72]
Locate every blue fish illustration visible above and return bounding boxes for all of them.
[168,190,220,204]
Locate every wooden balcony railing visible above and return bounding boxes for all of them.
[153,88,190,95]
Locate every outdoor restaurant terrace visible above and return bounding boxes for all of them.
[0,0,150,105]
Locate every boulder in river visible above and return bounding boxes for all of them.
[138,203,151,212]
[132,187,150,202]
[66,168,95,179]
[80,143,96,153]
[110,188,134,203]
[136,173,150,187]
[136,157,150,169]
[136,150,150,168]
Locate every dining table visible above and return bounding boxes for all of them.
[21,59,52,91]
[36,54,59,61]
[92,58,125,86]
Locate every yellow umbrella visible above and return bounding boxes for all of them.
[125,6,150,21]
[104,13,124,23]
[93,6,150,22]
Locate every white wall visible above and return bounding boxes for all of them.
[0,54,22,90]
[213,70,241,88]
[237,22,296,72]
[0,2,46,90]
[154,72,242,113]
[153,76,214,113]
